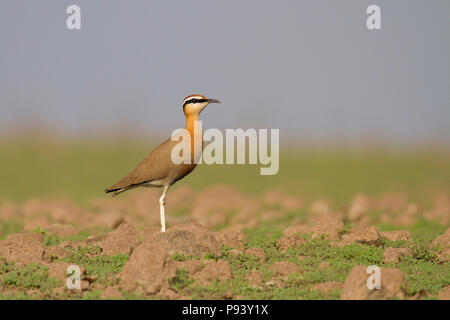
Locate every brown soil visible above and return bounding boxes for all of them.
[383,247,412,263]
[269,261,301,277]
[341,266,407,300]
[340,225,381,246]
[0,186,448,300]
[430,228,450,262]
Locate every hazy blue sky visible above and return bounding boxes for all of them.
[1,1,449,146]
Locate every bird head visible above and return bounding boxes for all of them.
[182,94,221,117]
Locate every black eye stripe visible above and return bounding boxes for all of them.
[183,98,208,107]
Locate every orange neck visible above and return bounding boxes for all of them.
[185,114,202,162]
[185,114,199,136]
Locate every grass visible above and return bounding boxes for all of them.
[0,244,131,299]
[0,221,23,240]
[169,230,449,300]
[31,228,91,246]
[378,219,447,245]
[0,259,61,298]
[0,139,449,205]
[0,139,449,299]
[57,245,129,281]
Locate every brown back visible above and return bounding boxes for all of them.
[105,138,180,191]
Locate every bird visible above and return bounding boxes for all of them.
[105,94,221,232]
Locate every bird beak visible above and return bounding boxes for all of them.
[207,98,221,104]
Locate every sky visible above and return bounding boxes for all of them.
[0,1,449,147]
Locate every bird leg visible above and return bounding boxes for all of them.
[159,186,169,232]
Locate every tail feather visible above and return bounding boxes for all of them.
[105,187,127,197]
[105,184,141,197]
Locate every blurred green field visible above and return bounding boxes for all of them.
[1,138,449,300]
[1,138,449,206]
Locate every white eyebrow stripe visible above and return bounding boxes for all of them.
[183,96,205,104]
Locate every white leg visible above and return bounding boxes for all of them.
[159,185,169,232]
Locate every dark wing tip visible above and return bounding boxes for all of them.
[104,187,114,193]
[105,186,120,194]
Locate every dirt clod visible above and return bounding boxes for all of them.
[341,266,406,300]
[438,285,450,300]
[174,260,209,277]
[0,233,45,264]
[47,262,85,284]
[245,248,266,260]
[340,226,381,246]
[153,223,222,257]
[380,230,412,242]
[285,213,344,241]
[278,235,306,251]
[102,285,123,299]
[214,230,246,248]
[192,259,232,285]
[383,247,412,263]
[120,239,176,295]
[246,269,264,287]
[430,228,450,262]
[269,261,301,277]
[98,222,140,256]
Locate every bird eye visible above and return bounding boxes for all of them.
[191,99,197,103]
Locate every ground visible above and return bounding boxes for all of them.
[0,140,449,300]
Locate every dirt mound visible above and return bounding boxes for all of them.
[192,259,232,285]
[101,285,123,299]
[340,226,381,246]
[119,239,176,295]
[0,203,21,221]
[22,198,89,225]
[42,245,71,261]
[152,223,222,257]
[284,225,314,237]
[269,261,301,277]
[438,286,450,300]
[383,247,412,263]
[0,184,448,300]
[308,213,345,240]
[118,223,237,295]
[24,216,52,232]
[347,193,372,224]
[430,228,449,247]
[277,235,306,251]
[430,228,450,262]
[97,222,140,255]
[309,199,332,215]
[103,222,244,295]
[262,189,303,210]
[47,262,86,284]
[0,233,45,264]
[425,194,450,225]
[284,212,344,241]
[341,266,406,300]
[214,230,246,248]
[246,269,264,287]
[245,248,266,260]
[174,260,209,277]
[380,230,412,242]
